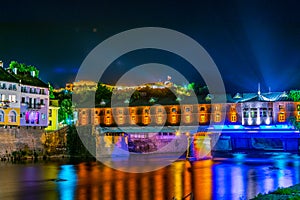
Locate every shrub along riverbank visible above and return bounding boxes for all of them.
[252,184,300,200]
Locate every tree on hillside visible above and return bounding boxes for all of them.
[95,83,112,104]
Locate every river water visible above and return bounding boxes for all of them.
[0,153,299,200]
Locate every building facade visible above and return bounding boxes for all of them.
[0,62,49,128]
[0,67,20,127]
[45,100,60,131]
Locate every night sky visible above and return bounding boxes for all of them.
[1,0,300,93]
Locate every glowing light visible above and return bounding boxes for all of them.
[256,117,261,125]
[234,125,241,129]
[248,117,252,125]
[57,165,77,200]
[266,117,271,125]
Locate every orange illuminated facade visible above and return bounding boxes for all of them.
[278,104,286,122]
[76,100,299,127]
[155,106,166,125]
[168,105,179,125]
[182,105,193,124]
[229,104,238,123]
[296,104,300,122]
[198,104,210,124]
[129,107,137,125]
[142,106,151,125]
[213,104,222,123]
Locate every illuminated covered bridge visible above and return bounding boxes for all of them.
[76,91,300,158]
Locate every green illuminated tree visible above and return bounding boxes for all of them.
[289,90,300,102]
[289,90,300,130]
[58,99,73,124]
[9,61,39,77]
[48,83,55,99]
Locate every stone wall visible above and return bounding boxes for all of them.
[0,126,67,157]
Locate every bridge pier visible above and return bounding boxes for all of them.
[96,133,129,158]
[186,134,212,161]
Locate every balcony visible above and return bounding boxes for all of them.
[26,103,42,109]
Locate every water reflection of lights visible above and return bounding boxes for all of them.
[231,167,245,199]
[57,165,77,200]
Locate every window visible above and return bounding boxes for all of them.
[40,99,44,105]
[49,120,52,126]
[42,113,46,120]
[200,106,205,111]
[145,109,149,114]
[215,113,221,122]
[279,113,285,122]
[298,105,300,111]
[171,108,177,113]
[231,114,237,122]
[185,115,191,123]
[1,94,5,101]
[0,110,4,122]
[9,95,16,103]
[250,108,257,118]
[279,105,284,110]
[200,114,206,123]
[9,111,17,123]
[268,108,273,117]
[118,109,123,114]
[262,108,267,117]
[95,111,98,115]
[185,107,190,112]
[131,116,136,124]
[297,114,300,121]
[21,97,25,103]
[106,110,110,114]
[157,108,162,113]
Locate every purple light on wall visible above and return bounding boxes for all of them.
[25,112,29,123]
[35,112,39,124]
[29,112,35,124]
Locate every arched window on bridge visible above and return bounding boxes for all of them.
[278,112,285,122]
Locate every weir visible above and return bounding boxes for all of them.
[94,124,300,160]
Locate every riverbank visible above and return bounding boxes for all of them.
[252,184,300,199]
